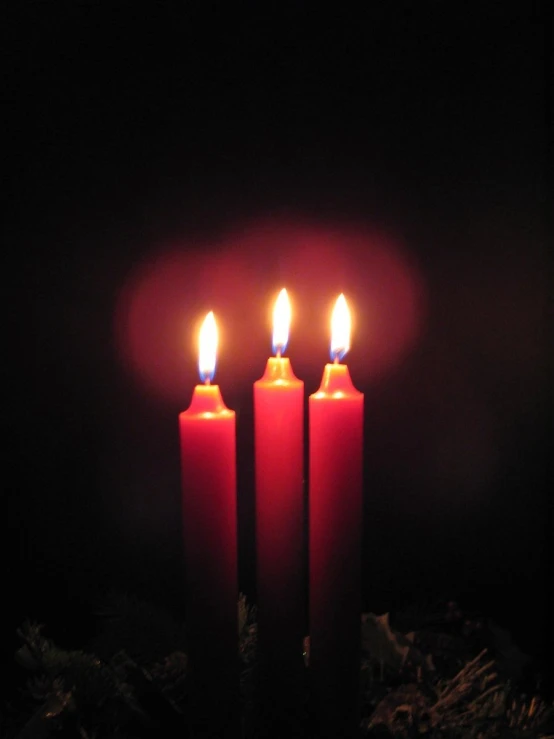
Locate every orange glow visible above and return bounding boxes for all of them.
[198,311,218,382]
[330,294,351,361]
[272,288,291,355]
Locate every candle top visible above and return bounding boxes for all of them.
[330,293,351,362]
[311,362,362,399]
[182,383,234,418]
[198,311,218,383]
[256,355,303,388]
[272,288,291,356]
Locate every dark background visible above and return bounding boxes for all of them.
[4,4,551,685]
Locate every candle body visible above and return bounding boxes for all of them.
[254,357,305,732]
[179,384,239,738]
[309,363,363,738]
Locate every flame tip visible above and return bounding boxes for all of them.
[272,288,291,356]
[330,293,351,362]
[198,311,218,382]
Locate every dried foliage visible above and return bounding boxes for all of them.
[1,596,551,738]
[360,601,552,739]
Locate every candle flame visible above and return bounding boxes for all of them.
[330,294,351,361]
[272,288,291,356]
[198,311,218,382]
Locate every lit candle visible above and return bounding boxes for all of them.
[309,294,364,739]
[254,289,305,726]
[179,311,239,737]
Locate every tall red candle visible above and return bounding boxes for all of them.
[254,289,305,731]
[179,311,239,738]
[309,294,364,739]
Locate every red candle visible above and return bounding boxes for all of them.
[254,289,305,727]
[309,294,364,739]
[179,311,239,737]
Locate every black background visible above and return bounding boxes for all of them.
[4,4,552,685]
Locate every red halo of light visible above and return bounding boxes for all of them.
[114,218,426,402]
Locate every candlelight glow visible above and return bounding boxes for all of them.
[272,288,291,356]
[330,294,351,361]
[198,311,218,382]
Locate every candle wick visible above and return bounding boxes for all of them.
[276,348,281,359]
[334,354,339,364]
[204,377,211,386]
